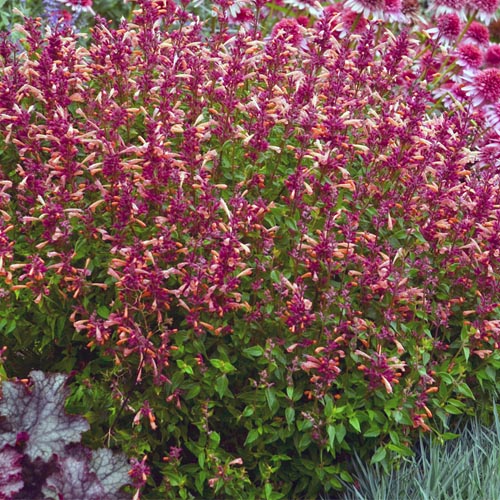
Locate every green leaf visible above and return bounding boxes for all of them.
[209,358,236,373]
[243,346,264,357]
[485,365,496,381]
[171,371,184,389]
[265,482,272,500]
[215,375,229,398]
[285,407,295,426]
[327,425,335,449]
[444,404,465,415]
[297,433,312,452]
[340,470,353,482]
[349,416,361,433]
[364,428,381,438]
[441,432,460,441]
[336,424,346,444]
[265,388,279,413]
[324,395,333,418]
[176,360,194,376]
[457,382,475,400]
[244,428,260,446]
[242,406,254,417]
[270,270,281,283]
[437,372,454,384]
[387,443,414,457]
[97,305,110,319]
[463,346,470,362]
[195,471,207,495]
[185,384,201,400]
[371,447,387,464]
[209,431,220,447]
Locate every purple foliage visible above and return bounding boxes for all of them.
[0,372,131,500]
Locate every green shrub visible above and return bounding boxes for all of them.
[1,1,500,498]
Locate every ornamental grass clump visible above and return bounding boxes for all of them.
[340,404,500,500]
[1,1,500,498]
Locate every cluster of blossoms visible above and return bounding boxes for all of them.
[42,0,94,26]
[420,7,500,134]
[430,0,499,23]
[1,0,500,495]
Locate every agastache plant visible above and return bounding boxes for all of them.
[1,0,500,498]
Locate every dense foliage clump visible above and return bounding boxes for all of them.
[1,0,500,498]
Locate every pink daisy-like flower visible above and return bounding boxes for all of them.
[283,0,323,17]
[485,44,500,67]
[466,0,499,24]
[56,0,94,14]
[429,0,467,18]
[427,13,462,44]
[384,0,409,22]
[343,0,406,22]
[463,67,500,106]
[484,102,500,132]
[456,43,484,68]
[433,80,468,108]
[337,7,368,37]
[344,0,385,20]
[463,21,490,46]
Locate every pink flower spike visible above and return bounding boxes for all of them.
[463,67,500,106]
[271,18,303,46]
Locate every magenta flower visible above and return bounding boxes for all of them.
[427,13,462,44]
[463,67,500,105]
[343,0,385,20]
[55,0,94,14]
[129,455,150,489]
[485,44,500,67]
[384,0,408,22]
[343,0,407,21]
[456,43,484,68]
[429,0,467,18]
[355,349,406,394]
[463,21,490,46]
[271,18,303,46]
[484,102,500,132]
[467,0,499,23]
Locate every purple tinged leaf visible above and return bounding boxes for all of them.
[90,447,132,494]
[0,371,89,462]
[41,445,106,500]
[42,445,130,500]
[0,445,24,499]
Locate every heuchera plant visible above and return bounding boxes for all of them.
[0,370,131,499]
[1,0,500,498]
